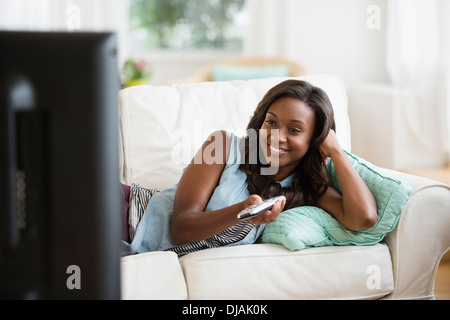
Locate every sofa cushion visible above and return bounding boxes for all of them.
[260,151,412,250]
[179,243,394,300]
[121,251,187,300]
[119,74,351,190]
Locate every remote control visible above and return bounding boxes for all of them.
[237,196,286,221]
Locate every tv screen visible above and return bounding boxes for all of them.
[0,31,121,299]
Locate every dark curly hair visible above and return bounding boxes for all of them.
[239,80,336,209]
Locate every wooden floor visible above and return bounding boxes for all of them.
[402,165,450,300]
[435,253,450,300]
[402,165,450,186]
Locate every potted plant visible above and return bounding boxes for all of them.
[122,58,152,87]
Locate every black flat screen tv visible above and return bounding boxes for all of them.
[0,31,121,299]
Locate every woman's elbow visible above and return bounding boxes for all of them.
[361,210,378,230]
[171,220,187,246]
[352,208,378,231]
[172,230,188,246]
[171,231,182,246]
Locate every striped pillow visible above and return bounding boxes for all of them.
[128,183,159,242]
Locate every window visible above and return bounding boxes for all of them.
[128,0,247,52]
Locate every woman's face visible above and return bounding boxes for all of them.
[260,96,315,180]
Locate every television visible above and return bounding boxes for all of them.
[0,31,122,299]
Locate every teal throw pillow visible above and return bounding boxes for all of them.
[260,150,412,250]
[260,206,333,250]
[211,64,289,81]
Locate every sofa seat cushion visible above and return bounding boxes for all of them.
[179,243,394,300]
[121,251,187,300]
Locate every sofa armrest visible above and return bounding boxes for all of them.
[381,170,450,299]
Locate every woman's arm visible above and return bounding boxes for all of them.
[171,130,284,245]
[315,130,377,231]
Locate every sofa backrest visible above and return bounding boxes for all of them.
[118,74,351,190]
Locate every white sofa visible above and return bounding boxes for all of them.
[118,74,450,300]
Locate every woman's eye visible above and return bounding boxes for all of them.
[265,119,276,126]
[290,128,302,133]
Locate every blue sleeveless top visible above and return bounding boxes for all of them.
[128,133,294,254]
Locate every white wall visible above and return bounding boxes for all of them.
[282,0,389,87]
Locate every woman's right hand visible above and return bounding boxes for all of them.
[245,194,285,225]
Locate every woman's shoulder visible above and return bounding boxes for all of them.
[202,130,244,167]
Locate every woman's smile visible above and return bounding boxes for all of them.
[269,144,289,155]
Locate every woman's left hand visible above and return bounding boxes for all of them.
[318,129,341,166]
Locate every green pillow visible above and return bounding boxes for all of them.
[260,150,412,249]
[260,207,333,251]
[211,64,289,81]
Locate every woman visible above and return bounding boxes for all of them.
[126,80,377,255]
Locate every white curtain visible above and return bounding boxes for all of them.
[244,0,290,57]
[0,0,129,64]
[386,0,450,166]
